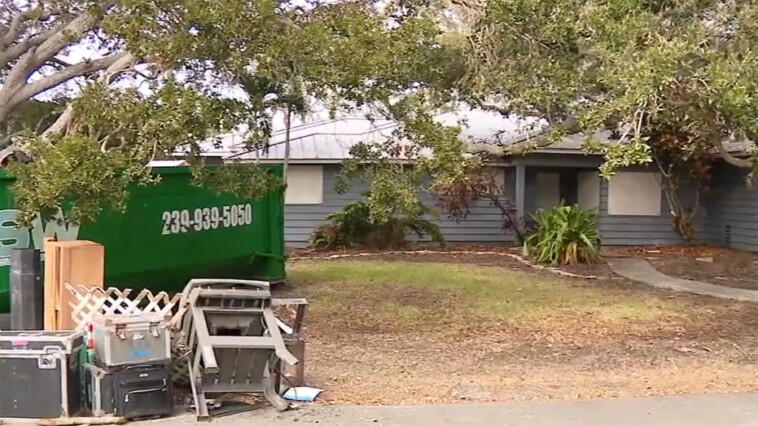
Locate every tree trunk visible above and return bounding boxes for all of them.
[283,104,292,182]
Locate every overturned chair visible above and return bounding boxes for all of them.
[174,279,300,420]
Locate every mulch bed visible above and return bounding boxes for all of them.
[606,245,758,290]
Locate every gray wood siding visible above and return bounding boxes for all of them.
[284,166,366,245]
[705,165,758,252]
[284,165,516,247]
[414,168,517,244]
[517,163,707,246]
[596,176,708,246]
[284,161,738,249]
[606,162,758,252]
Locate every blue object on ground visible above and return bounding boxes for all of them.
[283,387,324,402]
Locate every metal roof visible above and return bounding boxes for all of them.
[204,105,538,163]
[217,116,402,162]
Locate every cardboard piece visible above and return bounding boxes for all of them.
[43,240,104,330]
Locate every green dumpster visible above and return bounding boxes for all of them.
[0,165,286,314]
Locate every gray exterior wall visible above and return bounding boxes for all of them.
[284,164,516,247]
[284,165,359,245]
[515,154,709,247]
[704,164,758,251]
[284,156,758,251]
[596,175,709,246]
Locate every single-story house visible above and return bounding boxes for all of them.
[204,108,758,252]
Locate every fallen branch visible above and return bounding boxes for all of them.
[289,250,598,279]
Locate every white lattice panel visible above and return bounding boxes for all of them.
[170,345,191,385]
[64,283,192,383]
[64,283,183,330]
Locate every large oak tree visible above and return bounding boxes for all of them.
[0,0,462,224]
[465,0,758,168]
[442,0,758,241]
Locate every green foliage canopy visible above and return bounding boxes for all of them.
[464,0,758,177]
[0,0,464,224]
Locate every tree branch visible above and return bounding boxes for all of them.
[0,11,102,125]
[1,3,116,92]
[712,136,752,168]
[0,4,70,69]
[11,52,130,105]
[30,8,110,76]
[448,0,485,13]
[0,49,136,165]
[0,8,35,49]
[0,29,57,71]
[465,124,557,157]
[0,131,25,151]
[43,52,136,137]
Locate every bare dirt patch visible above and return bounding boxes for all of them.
[277,259,758,405]
[607,245,758,290]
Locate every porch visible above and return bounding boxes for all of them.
[510,153,703,246]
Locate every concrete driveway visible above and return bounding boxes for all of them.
[130,393,758,426]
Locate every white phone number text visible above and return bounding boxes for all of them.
[161,204,253,235]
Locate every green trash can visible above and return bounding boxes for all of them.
[0,165,287,314]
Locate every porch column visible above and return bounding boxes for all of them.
[515,164,526,219]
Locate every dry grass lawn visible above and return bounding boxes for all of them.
[279,259,758,405]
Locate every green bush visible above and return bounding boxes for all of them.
[308,199,445,250]
[523,203,600,265]
[308,201,373,250]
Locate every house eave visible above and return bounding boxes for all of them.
[230,158,513,167]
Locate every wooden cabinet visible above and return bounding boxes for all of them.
[43,239,104,330]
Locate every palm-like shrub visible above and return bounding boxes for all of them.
[308,199,444,250]
[523,203,600,265]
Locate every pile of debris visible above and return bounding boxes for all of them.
[0,241,308,424]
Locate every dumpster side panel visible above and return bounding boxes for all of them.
[0,175,24,314]
[0,166,286,314]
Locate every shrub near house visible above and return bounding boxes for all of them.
[523,204,600,265]
[309,199,444,250]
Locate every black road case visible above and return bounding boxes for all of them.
[84,362,173,419]
[83,363,115,416]
[0,330,85,419]
[112,363,173,419]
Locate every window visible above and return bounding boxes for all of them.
[535,172,561,210]
[577,172,600,210]
[607,172,661,216]
[484,166,506,195]
[285,166,324,205]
